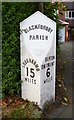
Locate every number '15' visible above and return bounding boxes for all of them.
[26,67,35,78]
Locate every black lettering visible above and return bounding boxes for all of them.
[45,36,48,40]
[34,80,36,84]
[45,57,48,62]
[26,67,28,77]
[40,35,41,40]
[32,59,34,64]
[29,58,32,63]
[31,25,35,30]
[30,78,31,83]
[46,68,50,77]
[23,58,40,72]
[50,29,53,33]
[33,61,36,65]
[25,77,27,81]
[40,25,43,29]
[48,27,51,32]
[25,59,28,64]
[41,65,44,69]
[35,25,38,29]
[42,35,44,40]
[32,79,33,84]
[32,35,35,40]
[22,62,26,66]
[45,26,48,31]
[45,56,55,62]
[36,68,40,71]
[30,68,35,78]
[22,24,53,33]
[28,78,29,82]
[47,63,49,67]
[23,29,27,33]
[35,64,39,68]
[29,26,32,31]
[29,35,32,40]
[44,64,45,69]
[36,35,39,40]
[43,25,46,29]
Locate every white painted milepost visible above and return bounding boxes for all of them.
[20,11,56,109]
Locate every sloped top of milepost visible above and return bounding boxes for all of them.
[20,11,56,25]
[20,11,56,65]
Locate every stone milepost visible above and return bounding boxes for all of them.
[20,11,56,108]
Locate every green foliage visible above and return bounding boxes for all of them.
[44,2,59,21]
[2,2,36,97]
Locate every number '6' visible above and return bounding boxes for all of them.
[46,68,50,77]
